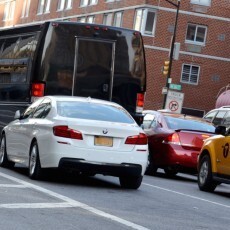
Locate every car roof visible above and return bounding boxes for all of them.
[205,106,230,113]
[143,110,209,122]
[42,96,122,107]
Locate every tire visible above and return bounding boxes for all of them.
[0,134,15,168]
[198,155,217,192]
[164,167,178,177]
[29,141,43,180]
[119,175,143,189]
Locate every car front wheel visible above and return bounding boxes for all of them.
[119,175,143,189]
[29,141,43,180]
[198,155,217,192]
[0,134,15,168]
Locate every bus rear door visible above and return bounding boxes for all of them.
[73,37,115,101]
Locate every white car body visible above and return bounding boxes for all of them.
[1,96,148,188]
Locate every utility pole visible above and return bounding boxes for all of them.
[162,0,181,109]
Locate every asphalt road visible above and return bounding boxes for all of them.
[0,166,229,230]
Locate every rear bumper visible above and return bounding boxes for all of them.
[58,158,142,177]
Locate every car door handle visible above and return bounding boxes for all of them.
[216,158,221,163]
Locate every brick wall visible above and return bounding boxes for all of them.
[0,0,229,114]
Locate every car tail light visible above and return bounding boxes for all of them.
[53,126,83,140]
[136,93,145,113]
[163,133,181,145]
[125,133,147,145]
[31,83,45,97]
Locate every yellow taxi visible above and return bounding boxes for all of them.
[198,126,230,192]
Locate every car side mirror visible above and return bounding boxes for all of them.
[215,126,226,135]
[14,110,21,120]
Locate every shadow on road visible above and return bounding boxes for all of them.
[147,171,197,183]
[11,166,121,189]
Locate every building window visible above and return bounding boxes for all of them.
[181,64,200,85]
[103,13,113,26]
[57,0,73,11]
[80,0,98,7]
[37,0,51,14]
[186,24,207,45]
[190,0,211,6]
[77,16,94,23]
[134,8,156,36]
[3,0,16,21]
[77,17,86,23]
[113,11,123,27]
[21,0,31,18]
[106,0,120,2]
[89,0,98,5]
[87,16,95,23]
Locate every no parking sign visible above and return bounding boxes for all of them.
[165,90,184,113]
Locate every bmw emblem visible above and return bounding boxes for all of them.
[103,129,108,134]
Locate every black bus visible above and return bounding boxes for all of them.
[0,21,146,129]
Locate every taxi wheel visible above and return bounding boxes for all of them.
[198,155,217,192]
[29,141,43,180]
[0,134,15,168]
[119,175,143,189]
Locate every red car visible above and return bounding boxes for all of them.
[142,110,216,176]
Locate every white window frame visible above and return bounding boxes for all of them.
[57,0,65,11]
[3,0,16,21]
[185,23,207,45]
[106,0,120,2]
[87,16,95,23]
[57,0,72,11]
[134,8,156,36]
[89,0,98,5]
[66,0,73,9]
[180,64,200,85]
[190,0,211,6]
[37,0,51,14]
[80,0,88,7]
[21,0,31,18]
[113,11,123,27]
[103,13,113,26]
[77,17,86,23]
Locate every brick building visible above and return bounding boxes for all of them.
[0,0,229,115]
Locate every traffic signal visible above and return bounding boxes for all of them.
[162,60,170,76]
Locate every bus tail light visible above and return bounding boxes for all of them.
[31,83,45,97]
[53,126,83,140]
[136,93,145,113]
[125,133,147,145]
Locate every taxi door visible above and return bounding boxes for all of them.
[215,135,230,175]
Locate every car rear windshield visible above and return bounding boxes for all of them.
[164,116,215,133]
[57,101,135,124]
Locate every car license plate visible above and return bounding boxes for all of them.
[94,136,113,147]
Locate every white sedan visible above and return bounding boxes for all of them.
[0,96,148,189]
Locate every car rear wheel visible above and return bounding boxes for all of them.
[198,155,217,192]
[164,167,178,177]
[29,141,43,180]
[119,175,143,189]
[0,134,15,168]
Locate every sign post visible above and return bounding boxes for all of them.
[165,90,184,113]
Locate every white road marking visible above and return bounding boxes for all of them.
[0,202,78,209]
[0,184,27,188]
[143,183,230,209]
[0,172,150,230]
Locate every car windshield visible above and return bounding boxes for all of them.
[57,101,134,124]
[164,116,215,133]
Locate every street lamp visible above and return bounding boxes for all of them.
[162,0,181,109]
